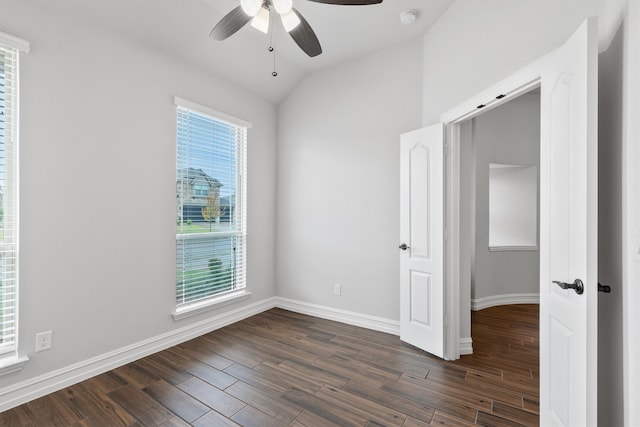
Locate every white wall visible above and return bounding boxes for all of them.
[0,0,276,397]
[469,94,540,300]
[276,38,424,321]
[422,0,615,126]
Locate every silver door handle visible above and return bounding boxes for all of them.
[553,279,584,295]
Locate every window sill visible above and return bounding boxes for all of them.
[0,355,29,377]
[172,290,252,321]
[489,246,538,252]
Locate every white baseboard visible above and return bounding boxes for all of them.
[459,337,473,355]
[275,297,400,336]
[0,297,278,412]
[0,297,400,413]
[471,293,540,311]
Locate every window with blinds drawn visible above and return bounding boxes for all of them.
[175,99,248,310]
[0,45,18,356]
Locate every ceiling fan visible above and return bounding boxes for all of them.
[210,0,383,58]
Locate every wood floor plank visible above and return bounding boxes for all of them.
[173,343,235,371]
[84,372,129,395]
[402,416,431,427]
[522,397,540,415]
[428,410,478,426]
[382,376,480,422]
[282,388,367,427]
[398,374,492,411]
[279,359,351,388]
[315,384,407,426]
[108,384,175,426]
[230,405,289,427]
[253,360,324,395]
[192,410,241,427]
[476,411,529,427]
[291,410,344,427]
[344,380,436,422]
[0,405,38,426]
[143,380,210,423]
[491,402,538,426]
[63,382,140,426]
[225,381,303,424]
[179,358,238,390]
[112,364,161,389]
[22,393,85,427]
[426,370,523,408]
[176,377,245,417]
[158,416,191,427]
[224,362,290,395]
[195,335,264,368]
[135,355,192,386]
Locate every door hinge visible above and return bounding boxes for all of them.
[444,142,450,156]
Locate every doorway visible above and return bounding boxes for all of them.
[459,88,541,355]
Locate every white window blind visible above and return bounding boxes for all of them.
[0,43,18,356]
[175,99,248,309]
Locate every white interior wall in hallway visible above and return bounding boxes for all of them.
[469,94,541,302]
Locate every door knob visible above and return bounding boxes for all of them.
[398,243,410,251]
[553,279,584,295]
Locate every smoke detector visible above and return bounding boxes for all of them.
[400,9,418,25]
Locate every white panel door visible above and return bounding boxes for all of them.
[400,123,444,358]
[539,17,598,426]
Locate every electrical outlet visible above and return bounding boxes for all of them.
[36,330,53,352]
[334,283,342,296]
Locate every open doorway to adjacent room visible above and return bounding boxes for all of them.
[454,87,541,394]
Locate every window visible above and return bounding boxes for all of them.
[175,97,249,313]
[0,38,21,357]
[193,183,209,197]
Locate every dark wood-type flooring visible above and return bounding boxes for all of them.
[0,305,539,426]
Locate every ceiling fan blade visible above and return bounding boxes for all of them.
[305,0,382,5]
[289,8,322,57]
[209,6,252,41]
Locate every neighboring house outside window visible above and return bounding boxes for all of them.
[174,98,249,313]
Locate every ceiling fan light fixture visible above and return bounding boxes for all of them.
[240,0,262,17]
[272,0,293,15]
[281,10,301,32]
[250,6,271,33]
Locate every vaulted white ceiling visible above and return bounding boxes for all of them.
[44,0,454,104]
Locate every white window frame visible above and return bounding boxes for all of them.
[173,97,251,320]
[0,30,29,375]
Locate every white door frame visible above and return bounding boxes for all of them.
[439,52,554,359]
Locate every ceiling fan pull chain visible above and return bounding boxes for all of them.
[269,15,278,77]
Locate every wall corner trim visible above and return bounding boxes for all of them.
[471,293,540,311]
